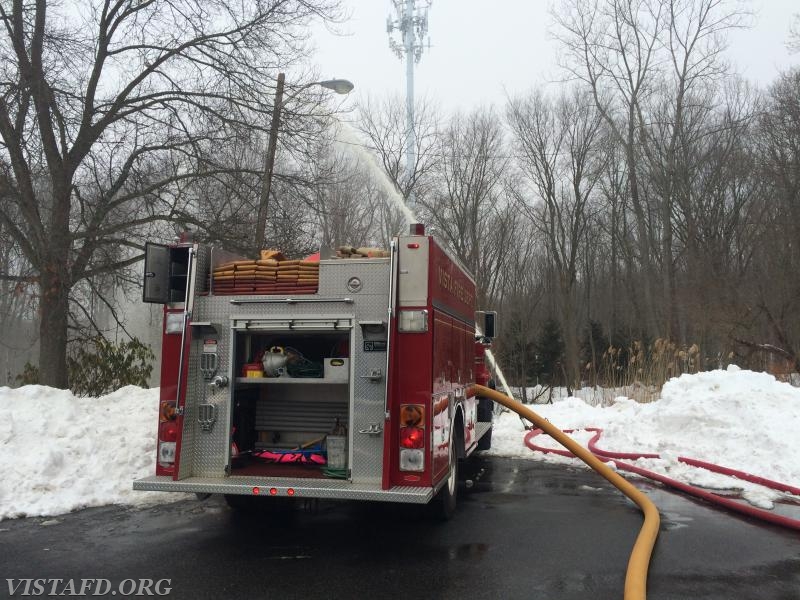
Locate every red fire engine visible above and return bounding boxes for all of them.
[134,224,495,518]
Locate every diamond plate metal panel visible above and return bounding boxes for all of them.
[318,258,390,297]
[134,475,433,504]
[186,300,234,478]
[176,244,210,480]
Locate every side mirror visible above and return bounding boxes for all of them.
[475,311,497,339]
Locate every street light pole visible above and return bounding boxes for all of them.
[254,73,354,254]
[254,72,285,255]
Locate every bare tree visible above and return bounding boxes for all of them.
[508,89,605,387]
[789,13,800,53]
[554,0,666,337]
[731,68,800,370]
[554,0,750,342]
[420,107,511,306]
[355,94,440,206]
[0,0,341,386]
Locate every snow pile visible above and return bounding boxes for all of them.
[2,367,798,520]
[0,385,174,520]
[489,366,800,508]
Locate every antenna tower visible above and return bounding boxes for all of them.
[387,0,431,209]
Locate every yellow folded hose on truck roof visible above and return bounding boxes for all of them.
[469,384,660,600]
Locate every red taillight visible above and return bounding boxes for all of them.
[157,419,178,472]
[159,420,178,442]
[400,426,425,449]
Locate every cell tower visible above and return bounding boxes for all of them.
[387,0,431,209]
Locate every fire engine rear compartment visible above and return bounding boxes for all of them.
[133,244,475,504]
[229,329,351,480]
[144,253,409,501]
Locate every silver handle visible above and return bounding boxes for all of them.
[359,369,383,382]
[358,423,383,435]
[229,297,354,305]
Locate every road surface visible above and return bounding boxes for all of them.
[1,457,798,599]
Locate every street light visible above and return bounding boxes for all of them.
[254,73,354,253]
[317,79,355,95]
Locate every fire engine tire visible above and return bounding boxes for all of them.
[476,425,493,451]
[434,436,459,520]
[476,397,493,451]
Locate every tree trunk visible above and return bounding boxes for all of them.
[559,273,580,390]
[38,263,70,388]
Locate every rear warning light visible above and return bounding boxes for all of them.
[158,401,178,469]
[252,487,261,495]
[400,449,424,472]
[157,420,178,468]
[400,426,425,449]
[159,420,179,442]
[400,404,425,427]
[400,404,426,472]
[407,243,420,249]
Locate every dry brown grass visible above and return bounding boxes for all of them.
[591,338,710,403]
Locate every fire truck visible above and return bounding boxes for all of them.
[134,224,495,518]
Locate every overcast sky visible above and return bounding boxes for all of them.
[307,0,798,113]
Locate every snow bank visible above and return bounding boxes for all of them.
[2,367,798,520]
[489,366,800,508]
[0,385,177,520]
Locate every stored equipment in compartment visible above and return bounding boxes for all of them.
[134,224,496,518]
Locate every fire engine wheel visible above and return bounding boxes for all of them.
[477,397,493,451]
[434,441,459,520]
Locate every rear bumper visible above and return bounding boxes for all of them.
[133,475,434,503]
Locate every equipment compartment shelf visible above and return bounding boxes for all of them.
[235,377,347,385]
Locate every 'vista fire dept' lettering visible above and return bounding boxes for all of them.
[437,265,474,307]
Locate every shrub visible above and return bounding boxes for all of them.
[15,337,154,396]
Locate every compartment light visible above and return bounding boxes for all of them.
[165,312,185,334]
[398,310,428,332]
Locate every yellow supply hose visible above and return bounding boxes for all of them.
[469,384,660,600]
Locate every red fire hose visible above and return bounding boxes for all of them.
[525,427,800,531]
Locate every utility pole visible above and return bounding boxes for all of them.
[255,72,285,254]
[387,0,431,210]
[254,75,353,253]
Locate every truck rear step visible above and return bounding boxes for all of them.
[133,476,433,503]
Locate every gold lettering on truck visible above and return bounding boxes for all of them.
[437,265,474,308]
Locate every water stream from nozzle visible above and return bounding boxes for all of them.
[334,120,417,226]
[484,348,515,400]
[335,121,513,400]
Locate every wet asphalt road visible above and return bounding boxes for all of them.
[1,457,799,600]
